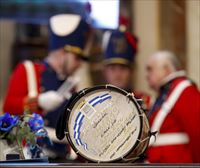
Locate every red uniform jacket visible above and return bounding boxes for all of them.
[3,61,73,158]
[147,75,200,163]
[3,62,44,115]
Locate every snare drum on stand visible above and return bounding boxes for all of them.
[56,85,151,162]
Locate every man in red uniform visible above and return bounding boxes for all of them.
[102,29,151,110]
[3,14,90,161]
[145,50,200,163]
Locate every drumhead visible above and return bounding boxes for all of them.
[65,85,145,162]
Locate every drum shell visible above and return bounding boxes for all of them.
[64,85,150,162]
[124,112,150,162]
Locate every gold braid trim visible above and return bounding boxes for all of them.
[64,45,84,56]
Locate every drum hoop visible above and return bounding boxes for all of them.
[65,84,144,162]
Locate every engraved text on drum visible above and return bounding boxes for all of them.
[69,91,141,161]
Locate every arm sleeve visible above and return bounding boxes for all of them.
[3,63,28,115]
[175,85,200,163]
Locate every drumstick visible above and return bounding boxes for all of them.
[57,76,80,99]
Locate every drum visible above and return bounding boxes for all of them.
[56,85,151,162]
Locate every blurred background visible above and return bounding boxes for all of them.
[0,0,199,114]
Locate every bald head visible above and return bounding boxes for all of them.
[146,51,181,91]
[149,51,181,71]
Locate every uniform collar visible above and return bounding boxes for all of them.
[42,60,66,81]
[161,70,186,87]
[159,70,186,92]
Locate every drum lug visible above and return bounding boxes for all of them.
[137,99,149,114]
[136,98,143,106]
[64,131,69,135]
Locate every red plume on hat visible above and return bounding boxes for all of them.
[119,15,138,53]
[124,32,138,53]
[119,15,130,31]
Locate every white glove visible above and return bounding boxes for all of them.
[38,91,65,111]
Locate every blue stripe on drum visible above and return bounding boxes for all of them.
[83,143,88,150]
[75,112,82,123]
[74,112,84,145]
[74,131,80,139]
[91,94,112,107]
[73,112,88,150]
[76,139,83,146]
[74,121,83,139]
[88,93,109,104]
[89,95,100,104]
[101,95,112,102]
[76,139,88,150]
[100,93,110,98]
[77,114,84,125]
[73,123,82,132]
[74,113,84,127]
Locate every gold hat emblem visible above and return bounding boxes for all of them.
[112,37,127,54]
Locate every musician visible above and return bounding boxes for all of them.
[3,14,90,161]
[145,51,200,163]
[102,29,151,110]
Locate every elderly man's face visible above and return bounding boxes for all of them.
[145,57,168,91]
[104,64,131,89]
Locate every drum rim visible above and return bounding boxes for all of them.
[65,84,144,162]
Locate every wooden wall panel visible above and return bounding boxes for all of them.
[160,0,186,68]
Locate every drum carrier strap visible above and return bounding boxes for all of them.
[23,60,38,97]
[24,60,65,142]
